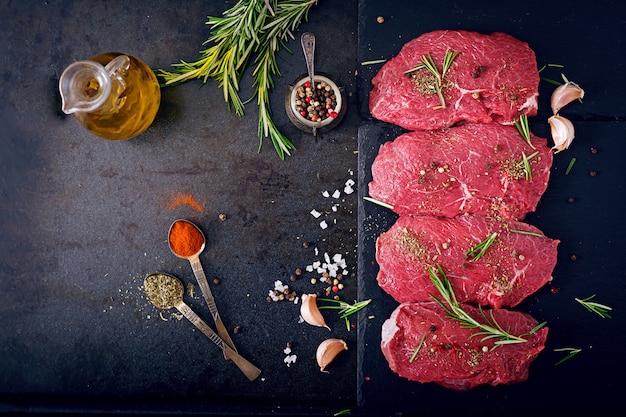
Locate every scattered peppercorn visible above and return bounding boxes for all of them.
[589,170,597,177]
[376,16,385,23]
[430,325,437,332]
[218,213,227,221]
[303,241,310,248]
[567,197,575,203]
[289,274,297,282]
[213,278,221,285]
[233,325,241,334]
[550,286,560,294]
[590,147,598,154]
[295,268,302,276]
[570,254,578,261]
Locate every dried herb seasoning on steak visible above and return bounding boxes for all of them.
[381,301,548,391]
[376,214,558,309]
[370,30,539,131]
[368,123,552,220]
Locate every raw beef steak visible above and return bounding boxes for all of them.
[368,123,552,220]
[370,30,539,131]
[376,214,558,308]
[381,301,548,391]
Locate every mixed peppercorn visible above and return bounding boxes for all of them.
[294,80,339,122]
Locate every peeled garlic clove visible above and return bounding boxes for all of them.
[549,115,575,153]
[300,293,330,330]
[551,81,584,115]
[316,338,348,372]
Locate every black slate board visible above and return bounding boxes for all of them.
[357,1,626,416]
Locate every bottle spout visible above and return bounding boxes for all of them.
[59,60,112,114]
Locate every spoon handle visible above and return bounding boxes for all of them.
[189,256,238,358]
[301,32,315,87]
[176,301,262,381]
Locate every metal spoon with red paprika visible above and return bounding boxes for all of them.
[144,272,261,381]
[168,219,237,359]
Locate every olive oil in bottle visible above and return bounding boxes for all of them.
[59,52,161,140]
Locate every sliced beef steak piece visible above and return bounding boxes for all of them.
[370,30,539,131]
[376,214,558,309]
[368,123,552,220]
[381,301,548,391]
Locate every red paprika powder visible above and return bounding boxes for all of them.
[169,220,204,257]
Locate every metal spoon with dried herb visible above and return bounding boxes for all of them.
[144,273,261,381]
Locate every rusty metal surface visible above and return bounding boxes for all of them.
[0,1,359,415]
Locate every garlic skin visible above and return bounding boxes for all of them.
[551,81,584,115]
[300,294,330,330]
[549,115,575,153]
[316,338,348,372]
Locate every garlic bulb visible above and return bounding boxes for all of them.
[300,294,330,330]
[316,338,348,372]
[551,81,584,115]
[549,115,575,153]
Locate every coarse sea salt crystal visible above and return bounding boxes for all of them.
[284,354,297,367]
[322,190,330,198]
[332,204,338,212]
[320,220,328,229]
[332,189,341,198]
[344,185,354,194]
[310,209,321,218]
[306,265,314,272]
[345,179,355,187]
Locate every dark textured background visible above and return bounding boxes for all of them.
[1,0,359,415]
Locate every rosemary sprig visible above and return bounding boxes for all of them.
[466,232,498,262]
[158,0,317,159]
[318,298,372,331]
[428,265,545,347]
[514,114,535,149]
[538,63,565,86]
[575,294,613,318]
[403,49,460,109]
[554,347,582,366]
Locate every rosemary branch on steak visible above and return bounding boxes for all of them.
[404,49,460,109]
[428,264,547,347]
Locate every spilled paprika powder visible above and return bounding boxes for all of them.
[169,220,204,258]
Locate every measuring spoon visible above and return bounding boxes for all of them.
[144,273,261,381]
[168,219,237,358]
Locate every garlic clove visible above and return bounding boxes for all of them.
[316,338,348,372]
[549,115,575,153]
[550,81,584,115]
[300,293,330,330]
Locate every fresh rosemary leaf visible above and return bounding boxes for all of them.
[362,59,387,66]
[554,347,581,366]
[514,114,535,149]
[510,229,543,237]
[363,196,395,210]
[565,157,576,175]
[575,294,613,318]
[409,334,426,363]
[466,232,498,261]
